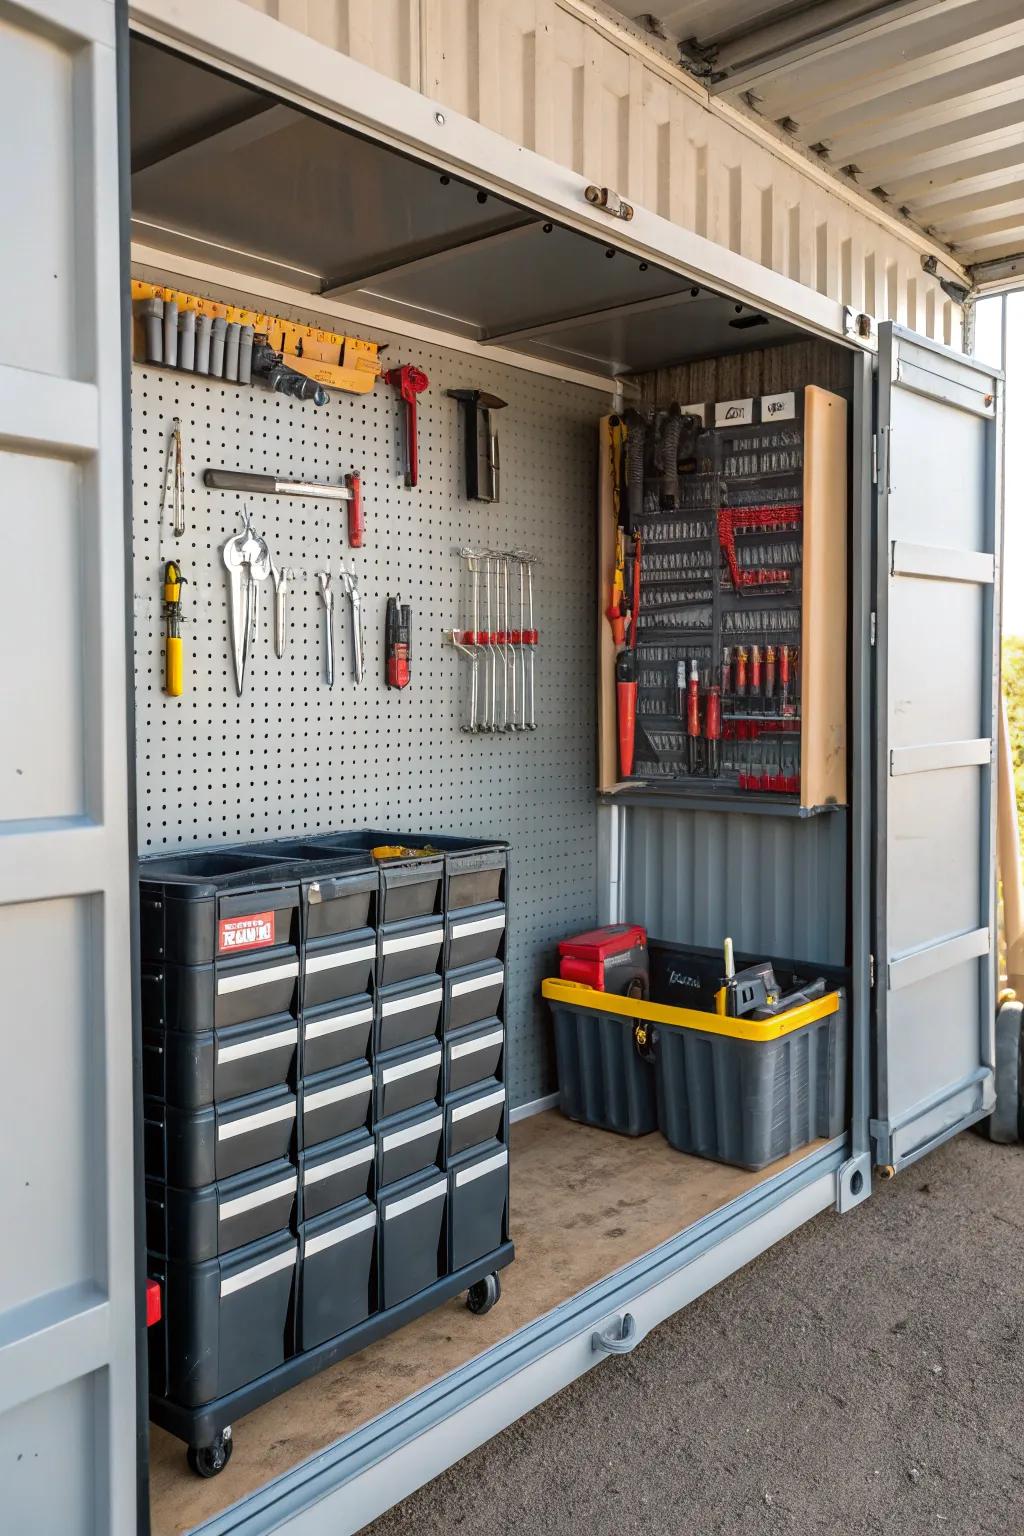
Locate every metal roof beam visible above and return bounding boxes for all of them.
[132,102,295,177]
[320,218,539,299]
[968,251,1024,293]
[480,287,696,346]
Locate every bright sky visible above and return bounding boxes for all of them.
[974,294,1022,635]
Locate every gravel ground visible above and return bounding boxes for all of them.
[367,1131,1024,1536]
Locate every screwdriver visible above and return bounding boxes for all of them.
[686,659,700,775]
[676,659,687,724]
[750,643,762,701]
[765,644,777,705]
[705,684,722,777]
[721,644,733,698]
[735,645,748,700]
[779,644,792,715]
[162,560,186,697]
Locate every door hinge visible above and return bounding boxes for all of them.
[869,612,877,646]
[871,433,878,484]
[869,953,876,988]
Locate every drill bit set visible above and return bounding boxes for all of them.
[609,392,810,798]
[447,549,539,732]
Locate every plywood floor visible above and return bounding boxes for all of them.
[150,1112,821,1534]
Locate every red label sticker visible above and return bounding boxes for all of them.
[218,911,275,954]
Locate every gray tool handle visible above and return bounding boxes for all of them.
[210,317,227,378]
[203,469,352,500]
[224,321,241,382]
[139,298,163,364]
[178,309,196,372]
[163,299,179,368]
[274,587,287,659]
[195,313,212,375]
[238,325,254,385]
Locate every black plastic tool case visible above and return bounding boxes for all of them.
[141,835,513,1455]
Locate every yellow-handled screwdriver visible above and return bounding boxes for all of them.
[163,560,186,696]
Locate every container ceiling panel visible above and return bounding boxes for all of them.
[610,0,1024,283]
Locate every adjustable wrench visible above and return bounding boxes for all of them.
[316,572,335,687]
[339,561,364,683]
[270,564,296,659]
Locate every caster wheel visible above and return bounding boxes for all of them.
[187,1429,233,1479]
[466,1272,501,1315]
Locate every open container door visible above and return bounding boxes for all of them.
[871,323,1003,1171]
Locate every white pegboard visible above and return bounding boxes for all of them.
[130,270,608,1106]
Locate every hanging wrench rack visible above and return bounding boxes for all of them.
[447,548,540,733]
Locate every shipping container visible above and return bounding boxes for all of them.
[0,2,1010,1534]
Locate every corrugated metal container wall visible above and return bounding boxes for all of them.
[239,0,962,348]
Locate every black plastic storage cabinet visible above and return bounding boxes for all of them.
[141,832,513,1470]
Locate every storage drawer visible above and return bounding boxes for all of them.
[139,858,300,966]
[147,1086,297,1187]
[377,977,444,1054]
[302,866,378,942]
[378,916,445,987]
[446,962,505,1032]
[146,1160,297,1262]
[379,1171,447,1309]
[303,994,373,1077]
[379,858,443,922]
[449,1142,509,1272]
[376,1042,443,1122]
[144,1014,298,1108]
[300,1131,375,1219]
[446,1082,506,1159]
[446,848,507,912]
[446,1021,504,1096]
[376,1106,443,1187]
[303,929,376,1011]
[299,1199,378,1350]
[302,1064,373,1147]
[446,904,506,971]
[141,948,299,1033]
[151,1231,296,1407]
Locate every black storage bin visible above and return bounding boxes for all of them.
[549,1004,658,1137]
[146,1160,297,1262]
[138,854,301,966]
[376,1105,444,1186]
[444,846,507,912]
[446,1081,506,1159]
[303,994,374,1077]
[302,865,378,941]
[299,1198,378,1350]
[379,915,445,987]
[379,1170,447,1309]
[147,1086,297,1187]
[377,977,444,1054]
[302,1063,373,1147]
[376,1041,443,1121]
[446,1020,504,1095]
[449,1141,509,1272]
[302,833,444,922]
[303,928,376,1011]
[142,946,300,1033]
[145,1014,298,1108]
[446,904,506,971]
[445,961,505,1032]
[151,1230,297,1407]
[300,1130,375,1219]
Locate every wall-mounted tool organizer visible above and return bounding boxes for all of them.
[598,387,847,811]
[142,833,512,1454]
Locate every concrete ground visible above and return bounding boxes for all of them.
[368,1131,1024,1536]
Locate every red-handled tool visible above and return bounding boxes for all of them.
[750,643,762,696]
[735,645,748,698]
[345,471,363,546]
[765,644,776,703]
[705,684,722,777]
[686,659,700,775]
[385,596,411,689]
[384,365,429,487]
[616,537,642,776]
[722,645,732,698]
[779,643,792,715]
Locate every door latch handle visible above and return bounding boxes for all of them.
[591,1312,637,1356]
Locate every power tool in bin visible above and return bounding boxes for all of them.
[558,924,653,1061]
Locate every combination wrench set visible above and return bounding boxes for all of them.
[222,509,364,693]
[447,549,540,733]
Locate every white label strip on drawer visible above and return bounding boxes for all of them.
[382,1113,443,1152]
[382,928,444,955]
[304,1005,374,1041]
[218,1100,296,1141]
[384,1179,447,1220]
[450,913,506,939]
[217,958,299,996]
[305,1209,377,1257]
[304,1073,373,1112]
[217,1026,298,1065]
[382,986,443,1017]
[452,1087,506,1121]
[219,1173,296,1222]
[450,968,503,998]
[304,1142,374,1186]
[382,1049,442,1085]
[455,1148,509,1187]
[305,944,376,975]
[220,1244,296,1298]
[450,1028,504,1061]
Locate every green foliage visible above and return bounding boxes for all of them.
[1003,635,1024,846]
